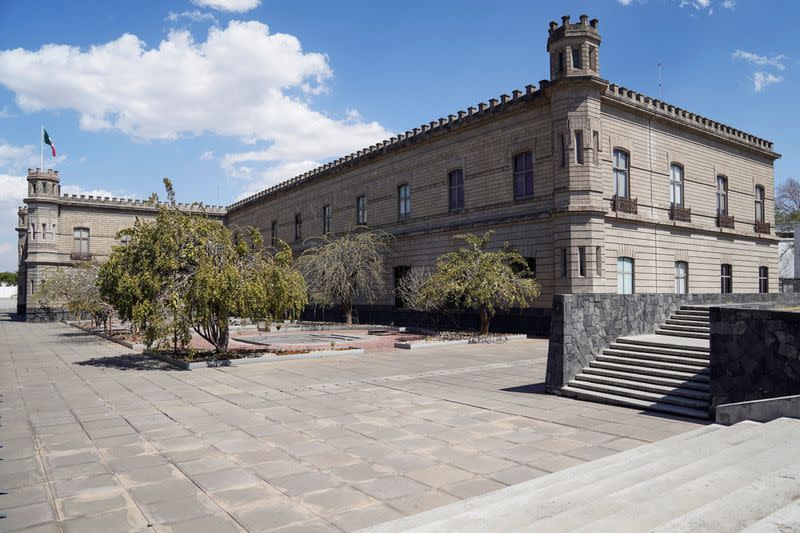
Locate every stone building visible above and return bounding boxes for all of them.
[15,169,225,316]
[17,14,781,328]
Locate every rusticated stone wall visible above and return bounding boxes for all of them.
[710,305,800,408]
[545,293,800,392]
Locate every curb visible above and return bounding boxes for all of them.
[146,347,366,370]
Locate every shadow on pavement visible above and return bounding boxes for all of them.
[75,353,181,371]
[500,382,547,394]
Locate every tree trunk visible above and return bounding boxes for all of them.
[216,321,230,353]
[344,301,353,325]
[479,307,490,335]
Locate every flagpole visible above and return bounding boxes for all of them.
[40,125,43,171]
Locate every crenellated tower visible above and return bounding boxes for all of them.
[547,14,601,81]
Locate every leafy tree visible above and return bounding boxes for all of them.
[0,271,17,286]
[297,227,392,324]
[417,231,541,334]
[36,262,107,322]
[99,179,307,353]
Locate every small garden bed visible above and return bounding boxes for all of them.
[394,331,527,350]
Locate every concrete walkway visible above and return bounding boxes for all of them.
[0,317,704,532]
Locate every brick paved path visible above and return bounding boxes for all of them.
[0,316,704,532]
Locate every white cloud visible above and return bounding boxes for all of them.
[679,0,712,12]
[191,0,260,13]
[79,156,88,163]
[0,172,27,271]
[722,0,736,9]
[0,106,13,118]
[617,0,634,5]
[732,50,787,71]
[166,10,218,25]
[0,21,391,198]
[200,150,214,160]
[753,71,783,92]
[0,141,36,170]
[61,184,132,198]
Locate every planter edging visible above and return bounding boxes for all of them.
[146,347,366,370]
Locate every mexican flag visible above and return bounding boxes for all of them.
[43,129,56,157]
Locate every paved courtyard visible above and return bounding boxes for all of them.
[0,317,705,532]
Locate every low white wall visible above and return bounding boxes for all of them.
[0,285,17,298]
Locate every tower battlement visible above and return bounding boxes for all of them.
[547,14,602,81]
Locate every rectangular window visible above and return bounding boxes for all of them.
[717,176,728,215]
[356,195,367,225]
[398,184,411,220]
[575,131,584,165]
[513,151,534,199]
[578,246,586,277]
[670,164,684,207]
[721,263,733,294]
[755,185,765,223]
[448,169,464,210]
[589,46,597,71]
[73,227,90,257]
[560,134,566,168]
[120,235,131,247]
[561,248,569,278]
[613,150,629,198]
[558,51,565,74]
[592,130,599,164]
[758,266,768,293]
[675,261,688,294]
[294,213,302,241]
[571,47,582,69]
[322,205,331,235]
[271,220,277,247]
[617,257,634,294]
[596,246,603,275]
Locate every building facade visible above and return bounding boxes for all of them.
[16,14,781,325]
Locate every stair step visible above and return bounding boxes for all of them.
[666,318,710,327]
[608,342,710,360]
[681,305,712,311]
[582,367,710,390]
[598,354,709,373]
[672,311,711,321]
[603,348,710,365]
[565,380,709,409]
[741,499,800,533]
[590,360,709,382]
[660,323,711,333]
[616,337,709,353]
[575,373,710,399]
[656,329,710,340]
[561,385,710,419]
[651,464,800,533]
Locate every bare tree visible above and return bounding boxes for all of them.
[777,177,800,224]
[395,266,436,311]
[298,227,392,324]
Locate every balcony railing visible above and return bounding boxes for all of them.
[611,195,638,215]
[754,220,771,234]
[780,278,800,293]
[716,213,735,229]
[70,252,92,261]
[669,204,692,222]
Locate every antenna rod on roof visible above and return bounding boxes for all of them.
[658,62,662,100]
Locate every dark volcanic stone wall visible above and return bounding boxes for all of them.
[710,305,800,407]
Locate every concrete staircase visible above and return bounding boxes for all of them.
[364,418,800,533]
[561,305,712,419]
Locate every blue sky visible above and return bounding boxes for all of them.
[0,0,797,271]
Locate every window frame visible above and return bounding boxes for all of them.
[670,163,684,207]
[758,266,769,294]
[322,204,331,235]
[617,257,634,294]
[294,213,302,242]
[398,184,411,220]
[271,220,278,247]
[674,261,688,294]
[754,185,765,223]
[447,169,464,211]
[716,175,729,216]
[578,246,586,277]
[571,46,582,69]
[73,227,90,256]
[356,195,367,225]
[613,149,630,198]
[512,151,534,200]
[575,130,584,165]
[721,263,733,294]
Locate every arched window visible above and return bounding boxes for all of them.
[716,175,728,215]
[398,184,411,220]
[513,152,534,199]
[754,185,765,223]
[613,149,629,198]
[448,169,464,210]
[617,257,634,294]
[670,164,684,207]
